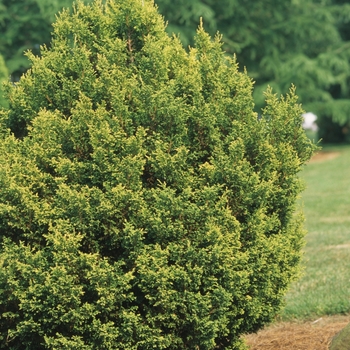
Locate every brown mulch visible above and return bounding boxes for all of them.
[308,151,340,163]
[244,315,350,350]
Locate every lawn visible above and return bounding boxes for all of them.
[281,144,350,320]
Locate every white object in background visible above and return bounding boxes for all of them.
[302,112,318,132]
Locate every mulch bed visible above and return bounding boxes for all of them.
[308,151,340,163]
[244,315,350,350]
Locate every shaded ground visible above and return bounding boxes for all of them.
[244,315,350,350]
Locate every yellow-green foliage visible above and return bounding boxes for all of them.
[0,0,315,349]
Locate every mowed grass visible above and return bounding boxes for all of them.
[281,144,350,320]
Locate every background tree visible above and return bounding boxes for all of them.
[0,0,314,349]
[0,0,92,81]
[0,54,8,108]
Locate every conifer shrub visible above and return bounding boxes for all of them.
[0,0,315,349]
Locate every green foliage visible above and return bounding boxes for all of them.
[3,0,350,142]
[0,0,315,348]
[316,114,349,143]
[155,0,350,143]
[0,0,92,80]
[0,54,8,108]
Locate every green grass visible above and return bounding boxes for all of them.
[281,144,350,320]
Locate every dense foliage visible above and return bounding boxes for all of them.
[0,0,314,349]
[2,0,350,141]
[0,0,93,80]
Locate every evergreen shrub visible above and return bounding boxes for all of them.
[0,0,315,348]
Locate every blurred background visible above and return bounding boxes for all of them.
[1,0,350,143]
